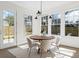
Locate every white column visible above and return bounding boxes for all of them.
[60,10,65,36]
[32,15,41,35]
[48,17,51,36]
[0,9,3,49]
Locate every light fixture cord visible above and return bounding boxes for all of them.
[41,0,42,14]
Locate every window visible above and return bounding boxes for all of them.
[41,15,48,34]
[24,16,32,35]
[51,13,61,35]
[65,10,79,36]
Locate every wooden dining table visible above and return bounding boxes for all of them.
[30,35,55,40]
[30,35,55,55]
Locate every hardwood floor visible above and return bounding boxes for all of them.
[0,49,16,58]
[0,44,79,58]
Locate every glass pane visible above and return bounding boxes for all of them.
[51,25,60,35]
[24,16,32,35]
[51,13,60,35]
[65,10,79,36]
[3,10,14,44]
[41,16,48,34]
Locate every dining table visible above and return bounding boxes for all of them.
[30,35,55,57]
[30,35,54,41]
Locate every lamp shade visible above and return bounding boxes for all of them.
[36,10,41,15]
[49,16,52,19]
[35,16,38,19]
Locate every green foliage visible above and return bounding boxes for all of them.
[6,16,14,26]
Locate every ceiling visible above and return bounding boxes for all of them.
[10,1,74,14]
[11,1,73,8]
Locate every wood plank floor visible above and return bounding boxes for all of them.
[0,49,16,58]
[0,45,79,58]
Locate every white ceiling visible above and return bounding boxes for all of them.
[11,1,73,8]
[10,1,74,14]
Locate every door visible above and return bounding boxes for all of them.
[2,10,16,48]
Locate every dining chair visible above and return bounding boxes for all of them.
[48,36,61,55]
[67,33,72,36]
[41,40,52,52]
[41,36,60,56]
[47,37,61,56]
[39,40,52,57]
[27,37,40,57]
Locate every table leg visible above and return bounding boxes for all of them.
[37,40,42,57]
[37,48,40,54]
[40,40,42,58]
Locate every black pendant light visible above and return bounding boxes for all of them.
[36,10,41,15]
[35,16,38,19]
[35,1,42,19]
[49,16,52,19]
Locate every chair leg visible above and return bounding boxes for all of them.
[47,49,52,55]
[56,46,60,53]
[40,48,42,58]
[28,48,31,57]
[37,48,40,54]
[47,50,50,52]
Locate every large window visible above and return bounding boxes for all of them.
[24,16,32,35]
[41,15,48,34]
[65,10,79,36]
[51,13,61,35]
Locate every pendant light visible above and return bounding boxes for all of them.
[35,1,42,19]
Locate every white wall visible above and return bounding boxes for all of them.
[16,7,26,45]
[0,6,3,49]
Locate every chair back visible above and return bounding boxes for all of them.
[41,40,51,52]
[27,38,32,48]
[67,33,72,36]
[56,36,60,46]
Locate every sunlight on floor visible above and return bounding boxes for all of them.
[18,44,28,49]
[59,47,76,57]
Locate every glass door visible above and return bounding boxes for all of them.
[2,10,16,48]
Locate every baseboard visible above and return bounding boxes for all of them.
[16,42,27,46]
[59,44,79,49]
[0,45,17,50]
